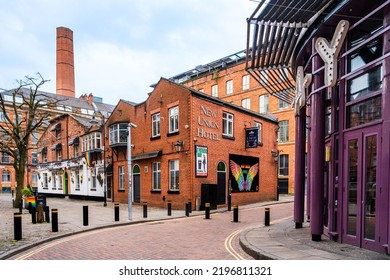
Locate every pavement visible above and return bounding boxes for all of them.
[1,193,389,260]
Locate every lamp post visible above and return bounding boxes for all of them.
[127,122,137,220]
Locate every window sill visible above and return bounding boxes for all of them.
[150,136,161,141]
[167,131,179,137]
[167,190,180,194]
[222,135,235,140]
[118,189,125,192]
[151,190,161,194]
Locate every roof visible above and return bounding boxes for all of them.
[245,0,339,104]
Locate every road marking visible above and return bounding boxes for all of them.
[225,229,246,260]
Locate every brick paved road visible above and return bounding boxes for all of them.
[10,203,293,260]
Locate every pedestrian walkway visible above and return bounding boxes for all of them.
[1,193,389,260]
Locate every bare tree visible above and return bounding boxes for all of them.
[0,73,65,208]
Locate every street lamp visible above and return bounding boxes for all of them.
[127,122,137,220]
[90,115,107,207]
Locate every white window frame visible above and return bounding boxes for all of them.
[254,122,262,144]
[211,85,218,97]
[278,120,289,143]
[222,112,234,137]
[242,98,251,109]
[119,166,125,191]
[152,113,160,137]
[279,154,289,176]
[109,123,128,145]
[2,170,11,182]
[259,94,269,113]
[169,106,179,133]
[242,75,250,90]
[152,162,161,191]
[169,159,179,191]
[226,80,233,95]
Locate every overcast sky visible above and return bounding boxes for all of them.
[0,0,258,105]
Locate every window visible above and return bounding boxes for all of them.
[199,88,204,93]
[278,120,289,143]
[82,132,102,151]
[279,155,289,176]
[242,98,251,109]
[58,174,63,190]
[75,171,81,190]
[152,113,160,137]
[226,80,233,95]
[119,166,125,190]
[278,99,289,110]
[152,162,161,191]
[91,172,96,190]
[56,149,62,161]
[0,112,9,123]
[259,94,269,113]
[53,172,57,190]
[169,160,179,191]
[42,149,47,163]
[169,106,179,133]
[1,152,10,163]
[2,170,10,182]
[222,112,234,137]
[13,114,22,125]
[31,132,39,144]
[109,123,128,145]
[31,152,38,165]
[254,122,262,144]
[43,173,48,189]
[260,70,268,86]
[32,172,38,183]
[242,75,250,90]
[4,94,22,103]
[211,85,218,97]
[56,127,61,140]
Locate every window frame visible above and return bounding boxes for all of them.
[151,113,161,138]
[222,112,234,138]
[152,162,161,191]
[119,166,125,191]
[226,80,233,95]
[168,106,179,134]
[169,159,179,191]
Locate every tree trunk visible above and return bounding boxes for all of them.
[14,150,27,209]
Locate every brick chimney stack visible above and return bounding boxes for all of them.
[56,27,75,97]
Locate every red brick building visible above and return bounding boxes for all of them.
[107,78,278,209]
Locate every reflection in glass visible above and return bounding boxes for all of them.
[365,135,377,240]
[347,139,358,236]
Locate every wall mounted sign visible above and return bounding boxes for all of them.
[195,145,208,177]
[229,154,259,192]
[245,127,259,148]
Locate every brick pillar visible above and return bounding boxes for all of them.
[56,27,75,97]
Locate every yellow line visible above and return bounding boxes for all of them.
[224,229,245,260]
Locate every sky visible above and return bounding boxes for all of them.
[0,0,259,105]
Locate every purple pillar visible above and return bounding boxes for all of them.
[294,107,306,228]
[310,40,325,241]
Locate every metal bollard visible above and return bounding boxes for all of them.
[188,199,192,213]
[83,205,89,226]
[205,202,210,219]
[143,202,148,218]
[14,212,22,241]
[114,203,120,221]
[51,209,58,232]
[44,206,50,223]
[233,205,239,222]
[265,207,270,226]
[185,202,190,217]
[31,207,37,224]
[167,201,172,216]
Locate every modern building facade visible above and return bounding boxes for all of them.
[247,0,390,254]
[107,78,279,209]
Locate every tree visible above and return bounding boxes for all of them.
[0,73,64,208]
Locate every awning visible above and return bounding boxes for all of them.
[245,0,333,104]
[50,123,61,131]
[68,136,79,146]
[132,151,161,161]
[50,143,62,150]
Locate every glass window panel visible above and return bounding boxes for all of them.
[365,135,377,240]
[347,139,358,236]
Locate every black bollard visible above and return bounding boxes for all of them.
[51,209,58,232]
[14,212,22,241]
[265,207,270,226]
[185,202,190,217]
[143,202,148,218]
[44,206,50,223]
[31,207,37,224]
[188,199,192,213]
[233,205,239,222]
[167,201,172,216]
[114,203,120,222]
[205,202,210,219]
[83,205,89,226]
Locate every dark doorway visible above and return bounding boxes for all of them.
[133,165,141,203]
[217,161,227,204]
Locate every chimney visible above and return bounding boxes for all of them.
[56,27,75,97]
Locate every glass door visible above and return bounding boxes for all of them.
[343,126,381,251]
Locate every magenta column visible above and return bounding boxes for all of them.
[294,107,306,228]
[310,39,325,241]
